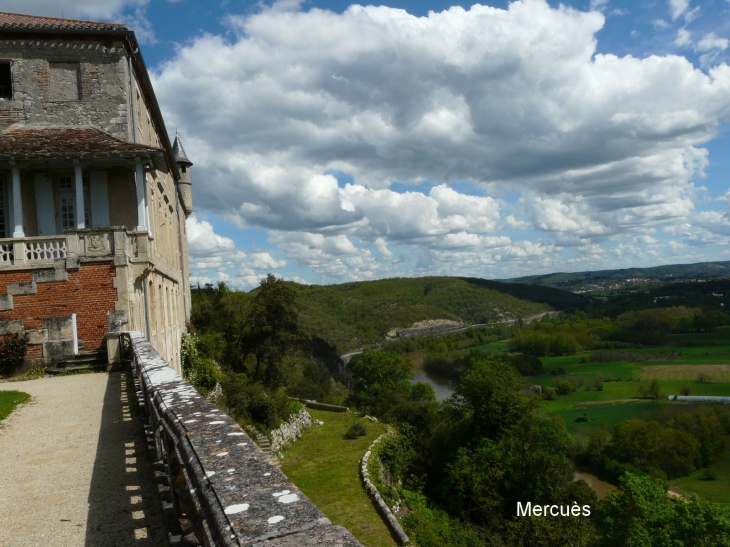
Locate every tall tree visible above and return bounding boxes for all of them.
[238,274,299,384]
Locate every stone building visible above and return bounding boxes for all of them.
[0,12,192,373]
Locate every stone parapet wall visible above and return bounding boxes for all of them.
[270,407,312,458]
[128,331,363,547]
[361,433,410,546]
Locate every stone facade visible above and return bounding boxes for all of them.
[0,14,192,373]
[0,39,130,138]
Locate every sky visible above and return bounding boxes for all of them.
[3,0,730,289]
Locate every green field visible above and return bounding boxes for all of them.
[281,409,397,547]
[0,390,30,424]
[548,401,662,435]
[669,436,730,505]
[468,340,511,354]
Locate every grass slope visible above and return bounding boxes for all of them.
[0,390,30,424]
[294,276,570,352]
[280,409,397,547]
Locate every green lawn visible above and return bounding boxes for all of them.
[669,436,730,505]
[280,409,398,547]
[0,390,30,424]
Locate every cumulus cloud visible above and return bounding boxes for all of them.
[186,216,285,289]
[155,0,730,282]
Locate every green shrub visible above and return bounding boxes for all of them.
[0,333,28,377]
[555,380,574,395]
[542,387,557,400]
[344,420,367,439]
[181,333,221,395]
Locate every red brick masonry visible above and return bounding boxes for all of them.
[0,262,117,357]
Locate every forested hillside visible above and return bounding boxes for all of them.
[293,276,583,352]
[507,260,730,291]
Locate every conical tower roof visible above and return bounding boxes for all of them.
[172,133,192,166]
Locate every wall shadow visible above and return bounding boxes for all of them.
[84,370,167,546]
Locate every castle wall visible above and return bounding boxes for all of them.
[0,38,130,138]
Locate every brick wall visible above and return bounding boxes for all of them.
[0,262,118,355]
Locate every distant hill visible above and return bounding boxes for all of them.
[504,261,730,291]
[293,276,586,352]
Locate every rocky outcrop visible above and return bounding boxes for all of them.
[386,319,466,339]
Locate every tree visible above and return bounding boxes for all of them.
[454,358,528,439]
[238,274,299,384]
[593,474,675,547]
[500,414,574,511]
[349,350,413,409]
[594,473,730,547]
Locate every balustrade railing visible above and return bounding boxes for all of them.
[0,229,149,269]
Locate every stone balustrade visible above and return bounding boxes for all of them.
[127,331,363,546]
[0,227,149,270]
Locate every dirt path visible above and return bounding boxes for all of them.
[0,372,166,546]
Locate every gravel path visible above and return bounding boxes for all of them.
[0,372,167,546]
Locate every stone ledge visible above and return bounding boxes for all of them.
[32,268,68,283]
[128,332,364,547]
[7,281,37,295]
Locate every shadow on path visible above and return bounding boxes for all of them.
[85,370,167,546]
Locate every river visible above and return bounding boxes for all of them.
[573,472,616,500]
[413,372,456,401]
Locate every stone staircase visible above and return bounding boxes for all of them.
[46,349,110,375]
[246,426,277,464]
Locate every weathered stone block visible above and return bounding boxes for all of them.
[42,316,74,340]
[0,319,23,335]
[107,310,128,333]
[26,329,48,344]
[65,257,80,270]
[7,281,37,296]
[0,294,13,311]
[43,339,74,358]
[32,268,68,283]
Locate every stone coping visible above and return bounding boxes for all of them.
[128,331,363,547]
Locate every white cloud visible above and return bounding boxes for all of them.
[675,29,692,47]
[669,0,690,20]
[186,216,285,289]
[696,33,730,52]
[154,0,730,283]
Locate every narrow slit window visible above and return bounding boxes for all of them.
[0,62,12,99]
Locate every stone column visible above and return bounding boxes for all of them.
[135,159,148,232]
[11,166,23,237]
[74,163,85,229]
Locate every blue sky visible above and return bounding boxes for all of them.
[5,0,730,288]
